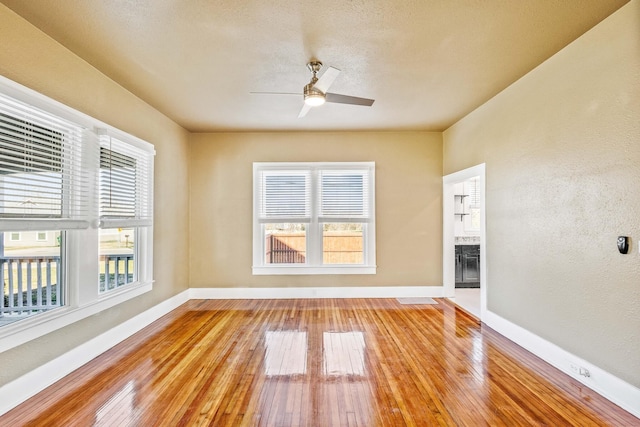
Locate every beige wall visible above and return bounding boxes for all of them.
[189,131,442,288]
[444,1,640,387]
[0,5,190,385]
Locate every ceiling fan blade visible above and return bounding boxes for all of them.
[325,93,375,106]
[312,66,340,93]
[298,103,312,118]
[250,92,300,96]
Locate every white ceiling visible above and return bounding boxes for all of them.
[1,0,628,132]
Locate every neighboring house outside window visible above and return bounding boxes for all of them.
[253,162,376,275]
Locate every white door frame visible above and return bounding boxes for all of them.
[443,163,487,320]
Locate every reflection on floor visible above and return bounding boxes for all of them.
[451,288,480,318]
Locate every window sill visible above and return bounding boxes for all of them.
[252,266,377,275]
[0,281,153,353]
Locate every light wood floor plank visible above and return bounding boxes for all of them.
[1,298,637,426]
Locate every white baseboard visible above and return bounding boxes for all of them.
[0,290,190,417]
[484,310,640,418]
[188,285,443,299]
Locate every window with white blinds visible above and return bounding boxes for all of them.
[0,93,94,229]
[98,131,153,294]
[253,162,376,275]
[99,132,153,228]
[0,74,155,351]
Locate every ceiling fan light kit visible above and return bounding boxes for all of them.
[303,83,326,106]
[252,60,375,118]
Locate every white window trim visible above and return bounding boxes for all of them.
[0,75,155,352]
[252,162,376,275]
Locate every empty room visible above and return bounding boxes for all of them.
[0,0,638,425]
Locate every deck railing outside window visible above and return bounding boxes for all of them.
[1,253,132,324]
[0,255,61,318]
[99,253,135,292]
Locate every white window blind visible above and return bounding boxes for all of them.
[319,170,369,221]
[99,132,153,228]
[0,93,94,230]
[468,178,480,206]
[257,170,311,222]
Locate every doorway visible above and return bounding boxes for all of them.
[443,164,486,320]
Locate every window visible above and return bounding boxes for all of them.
[98,133,153,293]
[0,75,154,352]
[253,162,375,275]
[0,88,90,324]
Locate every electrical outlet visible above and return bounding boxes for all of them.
[579,367,591,378]
[569,362,591,378]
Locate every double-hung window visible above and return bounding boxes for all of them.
[253,162,376,275]
[0,75,154,352]
[0,91,93,322]
[98,132,153,293]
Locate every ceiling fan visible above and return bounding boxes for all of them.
[252,61,375,118]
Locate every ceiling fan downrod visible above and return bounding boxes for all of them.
[307,61,323,83]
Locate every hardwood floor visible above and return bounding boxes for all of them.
[2,298,637,426]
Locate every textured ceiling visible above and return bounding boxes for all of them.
[0,0,629,132]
